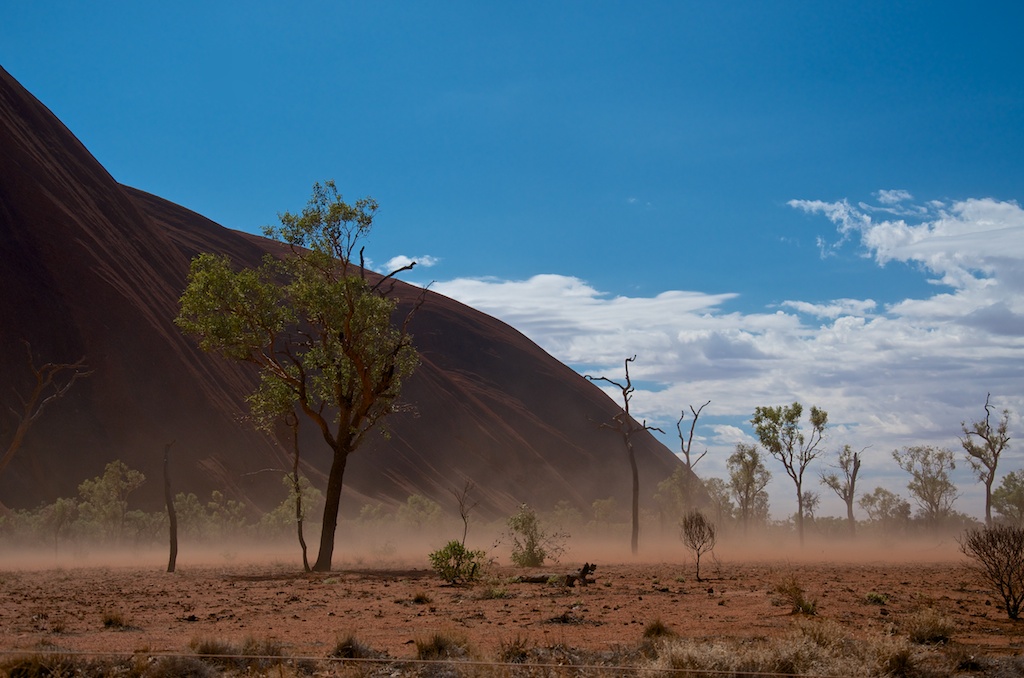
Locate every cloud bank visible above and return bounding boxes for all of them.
[429,193,1024,519]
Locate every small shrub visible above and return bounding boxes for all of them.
[679,510,717,582]
[496,635,532,664]
[428,540,487,584]
[478,585,513,600]
[330,633,377,659]
[959,525,1024,619]
[102,610,129,629]
[416,630,472,660]
[865,591,889,605]
[143,655,218,678]
[412,591,432,604]
[904,608,954,644]
[643,618,676,639]
[505,503,567,567]
[774,574,817,615]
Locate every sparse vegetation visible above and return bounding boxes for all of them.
[774,573,817,615]
[428,539,487,584]
[643,618,676,639]
[505,503,567,567]
[679,510,717,582]
[865,591,890,605]
[959,524,1024,619]
[415,630,472,660]
[904,607,955,644]
[330,632,378,659]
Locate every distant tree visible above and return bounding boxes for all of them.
[1,341,90,489]
[820,445,863,536]
[38,497,78,556]
[801,490,820,523]
[585,356,664,555]
[77,460,146,543]
[702,477,735,528]
[654,465,702,531]
[176,181,421,571]
[993,471,1024,527]
[892,446,959,532]
[960,394,1012,527]
[505,503,567,567]
[751,402,828,546]
[397,494,443,530]
[858,487,911,536]
[591,497,619,525]
[727,443,771,534]
[679,510,717,582]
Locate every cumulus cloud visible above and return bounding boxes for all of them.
[382,254,439,272]
[431,193,1024,518]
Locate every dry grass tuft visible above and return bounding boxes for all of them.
[416,630,473,661]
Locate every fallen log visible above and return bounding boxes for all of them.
[513,563,597,587]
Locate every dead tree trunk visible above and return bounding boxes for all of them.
[163,441,178,573]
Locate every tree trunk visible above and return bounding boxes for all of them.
[163,442,178,573]
[627,440,639,556]
[846,498,855,537]
[795,482,805,547]
[312,447,349,572]
[288,415,310,572]
[985,479,993,528]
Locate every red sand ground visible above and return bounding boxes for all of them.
[2,537,1022,665]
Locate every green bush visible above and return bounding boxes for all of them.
[506,503,567,567]
[429,540,487,583]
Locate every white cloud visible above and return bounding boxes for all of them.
[382,254,439,272]
[430,193,1024,520]
[875,189,913,205]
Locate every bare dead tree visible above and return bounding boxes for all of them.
[449,479,479,546]
[163,441,178,573]
[586,356,664,555]
[1,341,92,482]
[680,510,717,582]
[677,400,711,469]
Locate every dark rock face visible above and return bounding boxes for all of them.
[0,65,685,519]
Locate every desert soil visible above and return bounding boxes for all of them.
[1,539,1022,665]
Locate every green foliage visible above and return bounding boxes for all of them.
[775,574,817,615]
[76,460,145,543]
[893,445,959,528]
[591,497,619,524]
[865,592,889,605]
[993,470,1024,526]
[960,395,1012,525]
[751,402,827,544]
[728,443,771,531]
[859,486,912,534]
[654,466,703,524]
[506,503,567,567]
[257,474,324,535]
[175,180,420,571]
[701,477,735,526]
[429,540,487,584]
[397,494,443,529]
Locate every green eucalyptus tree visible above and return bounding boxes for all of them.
[727,443,771,534]
[751,402,828,546]
[175,181,420,571]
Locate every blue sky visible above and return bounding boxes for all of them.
[3,2,1023,522]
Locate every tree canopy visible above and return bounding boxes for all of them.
[176,180,419,571]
